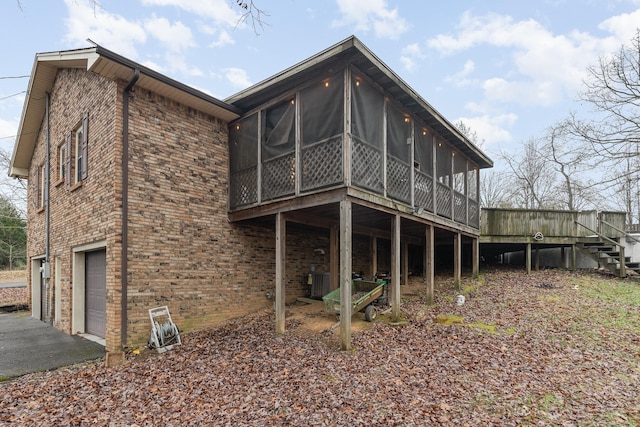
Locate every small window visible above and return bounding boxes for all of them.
[57,142,66,183]
[65,114,88,189]
[35,163,45,211]
[74,125,83,184]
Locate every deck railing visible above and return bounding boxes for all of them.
[481,209,627,239]
[230,135,481,229]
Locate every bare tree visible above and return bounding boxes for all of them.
[454,119,485,150]
[234,1,269,34]
[479,170,510,208]
[570,30,640,163]
[0,150,26,219]
[611,157,640,226]
[543,120,602,211]
[567,30,640,224]
[501,138,558,209]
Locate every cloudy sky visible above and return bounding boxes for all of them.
[1,0,640,164]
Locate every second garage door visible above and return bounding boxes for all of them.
[85,249,106,338]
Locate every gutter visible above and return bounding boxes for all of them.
[121,68,140,348]
[95,45,243,117]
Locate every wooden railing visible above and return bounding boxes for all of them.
[481,209,627,240]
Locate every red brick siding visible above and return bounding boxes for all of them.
[26,68,120,348]
[26,67,363,352]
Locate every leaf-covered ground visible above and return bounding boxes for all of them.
[1,268,640,426]
[0,287,26,307]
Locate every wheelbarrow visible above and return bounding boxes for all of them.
[322,280,386,322]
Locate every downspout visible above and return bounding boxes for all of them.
[45,92,51,323]
[121,69,140,347]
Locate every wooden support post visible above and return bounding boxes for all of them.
[330,225,338,291]
[619,246,626,278]
[391,214,401,321]
[275,212,286,334]
[402,241,409,286]
[472,237,479,278]
[454,232,461,291]
[526,243,532,274]
[339,199,352,351]
[570,244,576,271]
[370,236,378,280]
[425,224,434,306]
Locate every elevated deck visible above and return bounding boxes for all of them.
[480,208,631,276]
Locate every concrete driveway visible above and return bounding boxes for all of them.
[0,310,105,379]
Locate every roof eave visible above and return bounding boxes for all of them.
[225,35,493,170]
[10,47,242,179]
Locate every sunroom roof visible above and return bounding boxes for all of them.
[225,35,493,170]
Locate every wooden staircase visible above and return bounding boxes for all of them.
[576,236,640,277]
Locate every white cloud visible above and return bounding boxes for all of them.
[144,15,195,52]
[63,0,146,58]
[598,8,640,42]
[426,10,640,107]
[209,30,235,48]
[444,60,475,87]
[400,43,425,72]
[223,68,252,89]
[332,0,409,39]
[455,112,518,146]
[141,0,241,27]
[163,52,203,77]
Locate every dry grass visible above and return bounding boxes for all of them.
[0,270,26,283]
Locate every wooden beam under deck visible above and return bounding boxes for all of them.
[275,212,286,334]
[391,214,401,321]
[339,199,352,351]
[425,224,434,305]
[228,186,481,240]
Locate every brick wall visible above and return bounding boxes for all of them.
[26,66,385,353]
[124,87,331,346]
[26,68,120,343]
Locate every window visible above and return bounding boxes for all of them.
[35,163,45,211]
[57,142,66,184]
[66,114,88,189]
[74,125,83,184]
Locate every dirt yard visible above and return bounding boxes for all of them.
[0,269,26,283]
[1,268,639,425]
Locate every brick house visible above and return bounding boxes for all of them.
[11,36,492,364]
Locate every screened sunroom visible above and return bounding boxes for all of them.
[225,36,492,350]
[227,39,489,230]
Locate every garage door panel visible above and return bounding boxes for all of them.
[85,249,106,338]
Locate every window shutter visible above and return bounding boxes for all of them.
[35,166,41,209]
[43,164,49,207]
[65,132,72,189]
[81,113,88,180]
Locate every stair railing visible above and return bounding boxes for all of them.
[601,219,640,245]
[575,220,626,277]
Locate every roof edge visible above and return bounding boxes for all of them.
[225,35,358,104]
[10,45,243,178]
[93,44,243,116]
